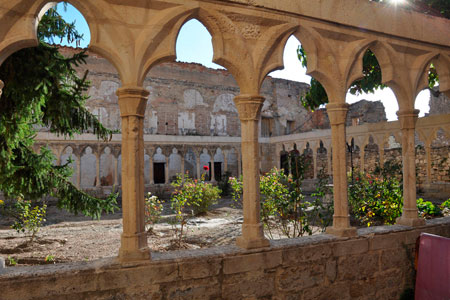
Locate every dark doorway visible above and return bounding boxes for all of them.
[154,162,165,184]
[280,152,288,173]
[207,162,222,181]
[214,162,222,181]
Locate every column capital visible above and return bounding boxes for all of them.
[396,109,419,129]
[234,94,265,121]
[117,86,149,118]
[326,103,349,126]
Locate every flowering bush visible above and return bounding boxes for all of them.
[144,192,163,232]
[229,175,243,206]
[348,172,403,226]
[170,173,221,243]
[230,167,332,239]
[10,199,47,242]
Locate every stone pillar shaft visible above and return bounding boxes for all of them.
[325,103,356,237]
[396,109,425,226]
[117,87,150,263]
[360,148,365,172]
[223,151,228,173]
[165,156,169,184]
[234,95,269,249]
[313,149,317,179]
[96,152,101,187]
[76,157,82,188]
[237,151,242,178]
[149,156,154,184]
[210,153,216,182]
[196,153,201,180]
[113,155,119,186]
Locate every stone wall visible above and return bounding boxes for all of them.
[429,88,450,116]
[1,218,449,300]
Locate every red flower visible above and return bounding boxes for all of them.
[203,165,209,171]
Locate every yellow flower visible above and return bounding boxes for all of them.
[0,199,4,205]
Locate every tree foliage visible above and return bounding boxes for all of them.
[0,4,118,219]
[299,0,448,110]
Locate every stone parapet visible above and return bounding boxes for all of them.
[1,218,449,299]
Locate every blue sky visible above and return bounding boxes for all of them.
[56,3,431,121]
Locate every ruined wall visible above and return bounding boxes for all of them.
[429,88,450,116]
[58,47,311,138]
[1,218,449,300]
[310,100,387,130]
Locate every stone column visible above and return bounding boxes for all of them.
[210,151,216,182]
[360,147,366,173]
[396,109,425,226]
[379,146,385,167]
[0,80,3,98]
[181,155,185,177]
[237,150,242,178]
[76,156,82,188]
[325,103,357,237]
[234,95,269,249]
[95,150,101,188]
[223,150,228,173]
[313,148,318,179]
[113,155,119,186]
[116,87,150,263]
[149,156,154,184]
[276,145,282,169]
[196,151,201,180]
[165,156,170,184]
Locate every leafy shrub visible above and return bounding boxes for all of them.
[170,173,221,243]
[416,198,441,218]
[10,199,47,242]
[230,167,332,239]
[144,192,163,232]
[218,171,232,196]
[441,199,450,217]
[229,175,243,206]
[348,172,403,226]
[441,199,450,209]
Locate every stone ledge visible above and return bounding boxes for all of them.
[0,217,449,300]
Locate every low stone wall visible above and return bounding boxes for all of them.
[1,218,449,300]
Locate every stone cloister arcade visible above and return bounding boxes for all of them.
[1,0,450,265]
[37,136,242,188]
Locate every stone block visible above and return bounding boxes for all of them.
[282,244,332,265]
[325,259,337,282]
[302,282,351,300]
[165,277,221,300]
[379,248,412,273]
[276,263,325,292]
[179,259,221,280]
[223,251,281,275]
[369,232,405,251]
[222,271,276,299]
[337,253,379,281]
[118,263,178,286]
[333,239,369,257]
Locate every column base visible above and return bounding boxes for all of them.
[236,235,270,249]
[326,226,358,237]
[118,247,151,264]
[396,216,425,227]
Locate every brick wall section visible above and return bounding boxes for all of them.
[1,218,449,300]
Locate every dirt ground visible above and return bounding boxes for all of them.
[0,197,244,266]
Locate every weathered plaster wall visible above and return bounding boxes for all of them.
[1,218,449,300]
